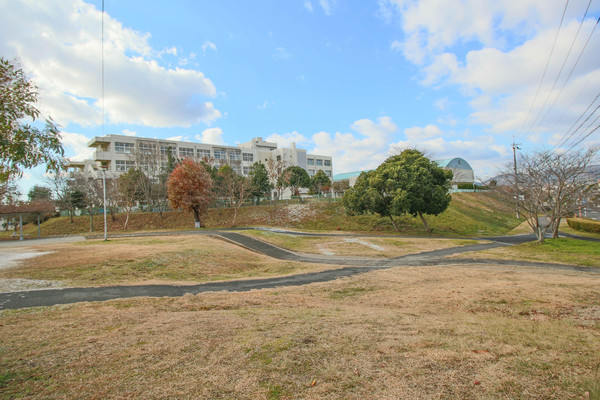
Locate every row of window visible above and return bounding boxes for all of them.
[307,158,331,167]
[114,142,254,162]
[308,169,332,177]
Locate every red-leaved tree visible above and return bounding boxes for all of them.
[167,158,213,228]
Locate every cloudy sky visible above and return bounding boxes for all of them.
[2,0,599,193]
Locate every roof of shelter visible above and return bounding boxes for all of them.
[435,158,473,170]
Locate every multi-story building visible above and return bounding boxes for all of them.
[68,134,333,181]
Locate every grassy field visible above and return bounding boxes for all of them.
[0,235,337,287]
[0,192,522,239]
[460,238,600,268]
[1,264,598,399]
[242,230,483,258]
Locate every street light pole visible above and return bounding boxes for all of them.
[512,138,521,219]
[101,167,108,241]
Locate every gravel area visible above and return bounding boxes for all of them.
[0,278,65,293]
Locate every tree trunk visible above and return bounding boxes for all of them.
[388,215,400,232]
[418,211,431,233]
[88,210,94,232]
[123,213,129,231]
[69,209,74,223]
[535,225,545,244]
[232,206,238,227]
[552,217,561,239]
[193,208,202,228]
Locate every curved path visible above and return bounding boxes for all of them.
[0,230,597,310]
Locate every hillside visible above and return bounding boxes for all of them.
[4,192,521,238]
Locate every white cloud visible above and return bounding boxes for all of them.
[434,97,451,111]
[310,116,398,173]
[379,0,600,143]
[61,131,95,161]
[196,127,225,145]
[0,0,221,129]
[272,47,293,61]
[304,1,313,12]
[266,131,309,148]
[121,129,137,136]
[201,41,217,54]
[257,101,273,110]
[166,136,183,141]
[319,0,336,15]
[404,124,443,141]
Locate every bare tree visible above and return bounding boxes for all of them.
[499,146,599,243]
[266,158,288,200]
[71,174,103,232]
[218,165,253,226]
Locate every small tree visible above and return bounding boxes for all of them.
[332,179,350,197]
[266,158,287,200]
[218,165,253,226]
[248,162,272,204]
[343,149,453,232]
[117,168,147,230]
[28,185,53,202]
[311,169,331,195]
[500,146,599,243]
[167,158,213,228]
[283,166,311,201]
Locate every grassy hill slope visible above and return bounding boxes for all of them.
[3,192,521,238]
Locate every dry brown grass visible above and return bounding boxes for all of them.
[0,235,336,286]
[1,264,599,399]
[242,230,483,258]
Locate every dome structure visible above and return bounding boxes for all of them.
[436,158,474,183]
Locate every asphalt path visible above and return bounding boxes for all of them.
[0,230,598,310]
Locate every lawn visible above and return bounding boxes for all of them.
[1,264,598,399]
[241,230,483,258]
[0,235,337,287]
[459,238,600,268]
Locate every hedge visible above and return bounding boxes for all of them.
[567,217,600,233]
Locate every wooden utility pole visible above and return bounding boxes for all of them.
[512,138,521,219]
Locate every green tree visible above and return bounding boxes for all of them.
[248,162,272,204]
[311,169,331,195]
[283,166,310,200]
[343,149,453,232]
[1,57,64,182]
[27,184,53,202]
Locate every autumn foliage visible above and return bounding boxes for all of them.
[166,158,213,228]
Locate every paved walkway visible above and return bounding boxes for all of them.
[0,230,597,310]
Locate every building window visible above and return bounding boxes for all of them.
[243,166,250,175]
[324,159,331,167]
[214,149,226,160]
[242,153,253,162]
[326,170,331,177]
[308,170,315,177]
[160,144,174,156]
[229,150,241,161]
[138,142,156,154]
[307,158,314,165]
[276,155,281,161]
[197,149,211,159]
[316,159,323,166]
[179,147,194,158]
[115,142,134,154]
[115,160,135,172]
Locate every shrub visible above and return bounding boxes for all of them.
[567,217,600,233]
[457,183,474,190]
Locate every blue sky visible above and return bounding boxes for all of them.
[2,0,599,196]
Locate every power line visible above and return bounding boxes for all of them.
[522,0,593,141]
[517,0,570,139]
[553,91,600,150]
[534,15,600,136]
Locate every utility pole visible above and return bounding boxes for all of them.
[512,138,521,219]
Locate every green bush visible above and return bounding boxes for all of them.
[457,183,474,190]
[567,218,600,233]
